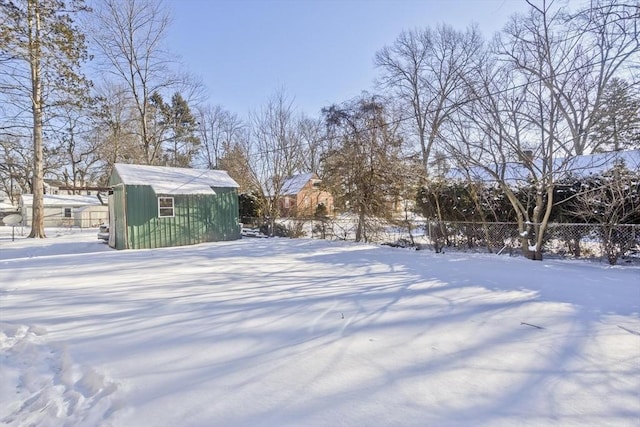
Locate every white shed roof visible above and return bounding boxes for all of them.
[113,164,239,195]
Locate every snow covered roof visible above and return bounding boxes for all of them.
[281,173,315,196]
[20,194,103,207]
[0,201,18,211]
[447,149,640,185]
[113,164,239,195]
[447,163,530,185]
[561,149,640,177]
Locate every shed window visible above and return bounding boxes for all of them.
[64,208,72,218]
[158,197,175,217]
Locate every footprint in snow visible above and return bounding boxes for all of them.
[0,323,122,427]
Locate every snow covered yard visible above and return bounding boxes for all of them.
[1,228,639,427]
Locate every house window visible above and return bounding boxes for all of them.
[284,197,290,209]
[158,197,175,217]
[64,208,72,218]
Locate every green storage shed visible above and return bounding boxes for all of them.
[108,163,241,250]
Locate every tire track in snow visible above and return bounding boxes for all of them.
[0,323,122,427]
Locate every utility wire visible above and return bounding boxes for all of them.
[239,49,638,160]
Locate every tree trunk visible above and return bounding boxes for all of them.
[521,221,534,260]
[28,0,46,238]
[355,207,365,242]
[468,184,493,253]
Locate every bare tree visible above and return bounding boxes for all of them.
[55,103,104,192]
[572,162,640,264]
[194,105,245,170]
[89,0,180,165]
[445,54,564,260]
[91,82,142,176]
[375,24,483,173]
[297,115,326,175]
[245,90,302,234]
[498,0,639,156]
[0,0,90,237]
[442,0,638,260]
[0,137,33,205]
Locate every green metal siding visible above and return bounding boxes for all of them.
[124,185,158,249]
[205,188,242,242]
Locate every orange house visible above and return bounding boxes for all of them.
[279,173,334,218]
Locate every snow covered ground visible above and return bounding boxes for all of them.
[1,227,639,427]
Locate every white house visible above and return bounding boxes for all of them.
[20,194,108,228]
[0,190,19,223]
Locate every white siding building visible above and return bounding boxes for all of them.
[20,194,108,228]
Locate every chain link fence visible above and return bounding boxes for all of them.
[404,221,640,265]
[250,216,640,265]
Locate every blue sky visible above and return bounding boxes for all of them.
[166,0,533,118]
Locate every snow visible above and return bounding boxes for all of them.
[0,201,18,211]
[447,149,640,185]
[563,149,640,177]
[20,194,103,207]
[1,227,639,427]
[281,173,315,196]
[113,163,239,195]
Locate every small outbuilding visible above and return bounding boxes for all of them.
[20,194,107,228]
[108,163,241,250]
